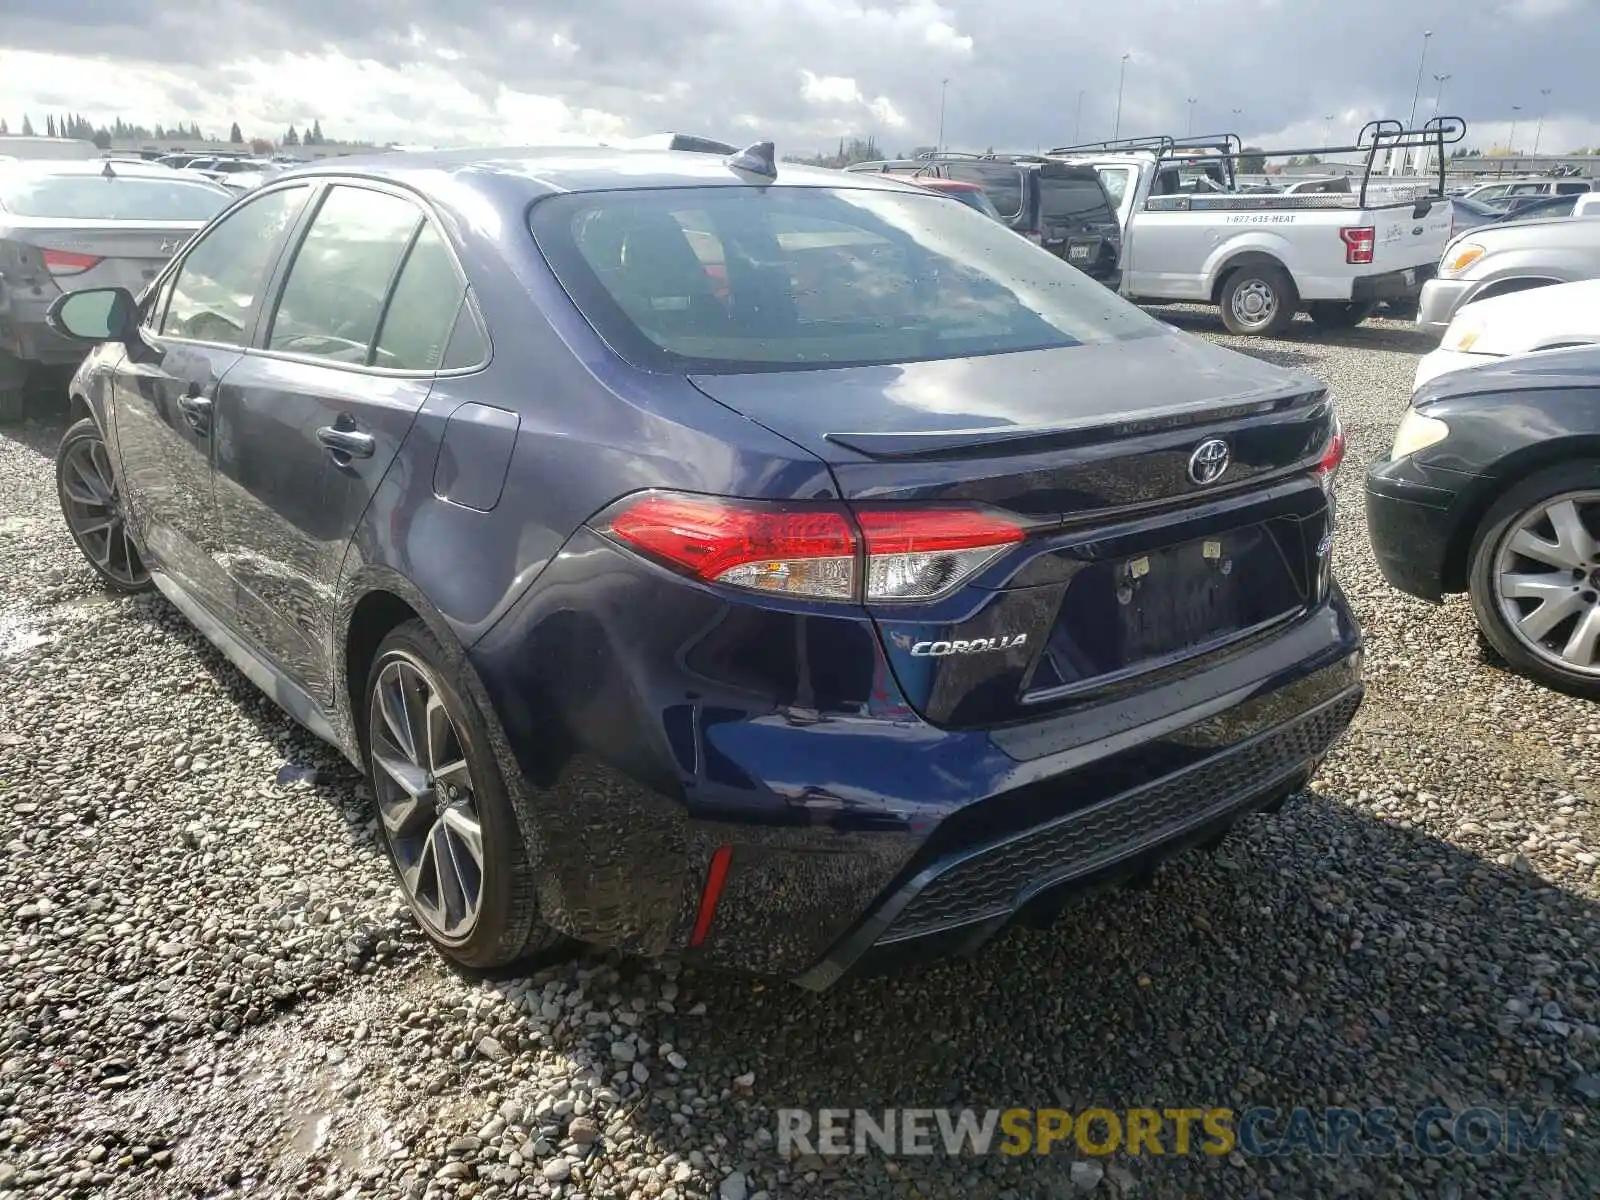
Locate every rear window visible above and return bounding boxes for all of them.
[531,185,1161,374]
[1039,173,1114,225]
[948,187,1003,222]
[943,164,1024,219]
[0,174,230,221]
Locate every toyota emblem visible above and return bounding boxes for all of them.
[1187,438,1231,486]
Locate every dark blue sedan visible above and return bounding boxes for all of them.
[45,140,1363,987]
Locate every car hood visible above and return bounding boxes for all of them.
[1416,343,1600,404]
[1447,278,1600,356]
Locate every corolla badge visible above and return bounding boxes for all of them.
[910,634,1028,657]
[1187,438,1231,486]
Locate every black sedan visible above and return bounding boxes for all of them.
[1367,346,1600,698]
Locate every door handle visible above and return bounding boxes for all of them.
[177,390,212,432]
[316,426,375,459]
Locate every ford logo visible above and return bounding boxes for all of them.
[1187,438,1231,486]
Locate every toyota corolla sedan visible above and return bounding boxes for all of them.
[45,141,1362,988]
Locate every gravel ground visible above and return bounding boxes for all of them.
[1,310,1597,1199]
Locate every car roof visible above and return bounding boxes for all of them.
[275,147,927,198]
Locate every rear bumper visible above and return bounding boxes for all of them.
[471,533,1365,985]
[1351,263,1437,305]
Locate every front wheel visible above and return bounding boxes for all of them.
[1306,301,1376,330]
[1468,462,1600,700]
[56,418,152,592]
[364,619,562,968]
[1219,264,1299,336]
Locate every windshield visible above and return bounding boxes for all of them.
[531,185,1161,374]
[0,174,231,220]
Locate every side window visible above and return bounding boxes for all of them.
[441,293,490,370]
[1096,168,1132,208]
[372,221,474,370]
[268,186,422,364]
[161,185,309,345]
[1556,182,1588,195]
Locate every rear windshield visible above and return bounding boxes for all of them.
[948,187,1004,222]
[943,164,1024,219]
[531,185,1161,374]
[1039,174,1114,224]
[0,174,231,221]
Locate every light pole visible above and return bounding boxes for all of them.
[1187,97,1198,136]
[1407,30,1432,128]
[937,78,949,153]
[1534,87,1552,155]
[1431,72,1451,120]
[1323,114,1335,144]
[1075,89,1085,143]
[1508,105,1521,155]
[1113,53,1131,140]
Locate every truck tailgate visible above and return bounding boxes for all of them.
[1367,199,1452,270]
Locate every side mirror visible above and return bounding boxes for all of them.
[46,287,138,343]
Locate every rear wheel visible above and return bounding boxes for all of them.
[1307,301,1376,330]
[364,620,561,968]
[56,418,152,592]
[1219,264,1298,336]
[1468,462,1600,700]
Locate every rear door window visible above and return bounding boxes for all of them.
[267,185,422,364]
[943,164,1024,220]
[1556,181,1591,195]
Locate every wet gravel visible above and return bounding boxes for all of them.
[1,311,1597,1198]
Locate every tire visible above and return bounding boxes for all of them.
[1219,263,1299,336]
[1306,301,1376,330]
[363,619,562,968]
[1468,461,1600,700]
[56,417,152,593]
[0,388,25,425]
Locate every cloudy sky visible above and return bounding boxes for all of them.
[2,0,1597,156]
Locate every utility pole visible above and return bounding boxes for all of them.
[1407,30,1432,129]
[1431,73,1451,120]
[1113,53,1131,140]
[1075,90,1085,143]
[1534,87,1552,155]
[1508,105,1521,155]
[937,78,949,154]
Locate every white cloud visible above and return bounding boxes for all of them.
[799,71,864,107]
[923,21,974,53]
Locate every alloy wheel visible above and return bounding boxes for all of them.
[1493,490,1600,678]
[1230,279,1278,330]
[59,434,148,588]
[368,654,487,942]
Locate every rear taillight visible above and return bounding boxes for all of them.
[1314,416,1345,489]
[602,493,1026,603]
[42,249,104,276]
[1338,226,1374,266]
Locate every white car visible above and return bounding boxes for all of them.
[1413,277,1600,394]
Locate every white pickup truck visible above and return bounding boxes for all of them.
[1048,123,1463,336]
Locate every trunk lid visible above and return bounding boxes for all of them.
[689,331,1339,728]
[1,219,202,295]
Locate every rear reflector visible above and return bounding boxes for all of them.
[688,845,734,948]
[1338,226,1375,266]
[42,249,104,276]
[602,493,1028,603]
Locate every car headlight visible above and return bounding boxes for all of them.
[1441,317,1483,352]
[1390,409,1450,461]
[1439,243,1485,277]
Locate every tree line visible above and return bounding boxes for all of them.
[0,113,339,151]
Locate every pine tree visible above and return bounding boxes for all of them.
[46,115,56,137]
[284,125,300,146]
[20,115,34,136]
[309,119,323,145]
[0,119,8,135]
[229,121,244,144]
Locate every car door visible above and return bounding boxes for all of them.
[210,181,483,707]
[112,183,312,616]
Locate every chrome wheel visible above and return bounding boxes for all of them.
[1493,490,1600,678]
[59,433,147,588]
[1230,279,1279,330]
[368,654,486,942]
